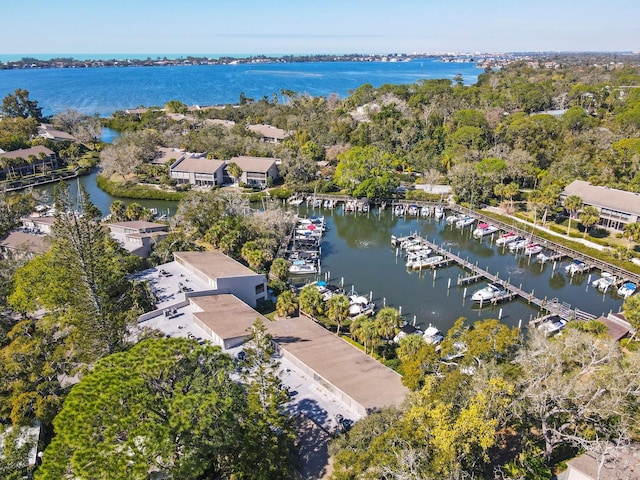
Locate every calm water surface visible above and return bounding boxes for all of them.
[295,205,625,334]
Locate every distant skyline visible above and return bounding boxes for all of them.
[1,0,638,57]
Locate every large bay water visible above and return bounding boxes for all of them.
[0,60,480,116]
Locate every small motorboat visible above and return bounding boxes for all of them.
[446,214,459,224]
[537,316,567,336]
[471,282,507,303]
[394,204,405,216]
[423,325,444,345]
[420,205,431,217]
[617,282,637,298]
[508,237,528,251]
[455,216,475,228]
[591,272,616,291]
[524,242,543,255]
[565,259,586,275]
[407,205,419,216]
[393,323,423,343]
[472,223,499,238]
[348,295,375,317]
[289,260,317,275]
[434,206,444,219]
[495,232,517,245]
[411,255,444,270]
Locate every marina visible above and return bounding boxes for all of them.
[286,196,635,334]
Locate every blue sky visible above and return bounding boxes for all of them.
[1,0,638,56]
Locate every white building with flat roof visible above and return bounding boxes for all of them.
[173,251,267,308]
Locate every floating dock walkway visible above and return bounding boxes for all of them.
[406,235,597,320]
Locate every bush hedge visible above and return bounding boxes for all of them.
[96,174,186,201]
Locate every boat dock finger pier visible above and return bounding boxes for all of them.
[404,235,595,320]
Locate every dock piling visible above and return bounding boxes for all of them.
[448,278,451,289]
[463,287,467,298]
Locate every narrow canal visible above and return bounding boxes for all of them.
[295,204,626,334]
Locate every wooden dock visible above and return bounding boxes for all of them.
[413,236,596,320]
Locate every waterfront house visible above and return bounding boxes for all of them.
[247,123,290,143]
[561,180,640,232]
[169,156,226,187]
[0,146,57,180]
[106,220,169,258]
[227,155,280,187]
[38,123,76,142]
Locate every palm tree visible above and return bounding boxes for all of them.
[276,290,298,318]
[503,182,519,213]
[374,307,402,341]
[623,222,640,250]
[351,317,379,355]
[298,285,324,318]
[563,194,583,235]
[327,294,350,335]
[109,200,126,221]
[579,205,600,238]
[226,161,243,187]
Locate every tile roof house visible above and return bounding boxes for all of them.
[169,157,226,187]
[106,221,169,258]
[247,124,291,143]
[228,155,280,187]
[562,180,640,231]
[21,215,56,234]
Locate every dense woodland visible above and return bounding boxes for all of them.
[1,55,640,478]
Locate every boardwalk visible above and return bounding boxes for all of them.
[410,235,596,321]
[299,192,640,287]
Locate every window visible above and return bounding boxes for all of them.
[255,283,265,294]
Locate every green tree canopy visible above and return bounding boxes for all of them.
[36,338,293,480]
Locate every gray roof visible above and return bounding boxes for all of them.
[228,155,278,173]
[247,124,290,140]
[567,446,640,479]
[0,231,48,254]
[1,145,54,159]
[562,180,640,216]
[266,315,408,412]
[107,220,167,231]
[170,157,226,174]
[191,294,263,340]
[174,251,260,279]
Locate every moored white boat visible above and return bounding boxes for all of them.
[394,205,405,216]
[537,316,567,336]
[495,232,517,245]
[472,223,499,238]
[422,325,444,345]
[420,205,431,217]
[393,323,423,343]
[446,214,459,224]
[524,242,543,255]
[508,237,528,251]
[407,205,419,216]
[411,255,444,270]
[289,260,317,275]
[471,282,507,303]
[455,216,475,228]
[434,206,444,219]
[592,272,616,291]
[617,282,637,298]
[565,259,586,275]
